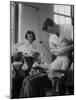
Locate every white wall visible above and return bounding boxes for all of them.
[37,4,54,64]
[18,4,39,43]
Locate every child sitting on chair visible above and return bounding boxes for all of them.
[29,52,48,75]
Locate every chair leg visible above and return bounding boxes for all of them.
[51,79,60,96]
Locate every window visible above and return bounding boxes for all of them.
[54,5,73,25]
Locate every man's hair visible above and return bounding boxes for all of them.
[25,30,36,41]
[42,17,55,31]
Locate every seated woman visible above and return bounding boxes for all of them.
[22,30,41,73]
[11,30,40,73]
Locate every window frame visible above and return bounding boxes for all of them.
[53,4,73,25]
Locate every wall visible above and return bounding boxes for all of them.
[37,3,54,64]
[18,4,39,43]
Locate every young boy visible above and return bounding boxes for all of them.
[29,52,48,76]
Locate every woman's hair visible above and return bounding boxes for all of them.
[42,17,55,31]
[25,30,36,41]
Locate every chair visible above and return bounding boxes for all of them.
[60,63,74,95]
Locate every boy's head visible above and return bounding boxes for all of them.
[32,52,42,63]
